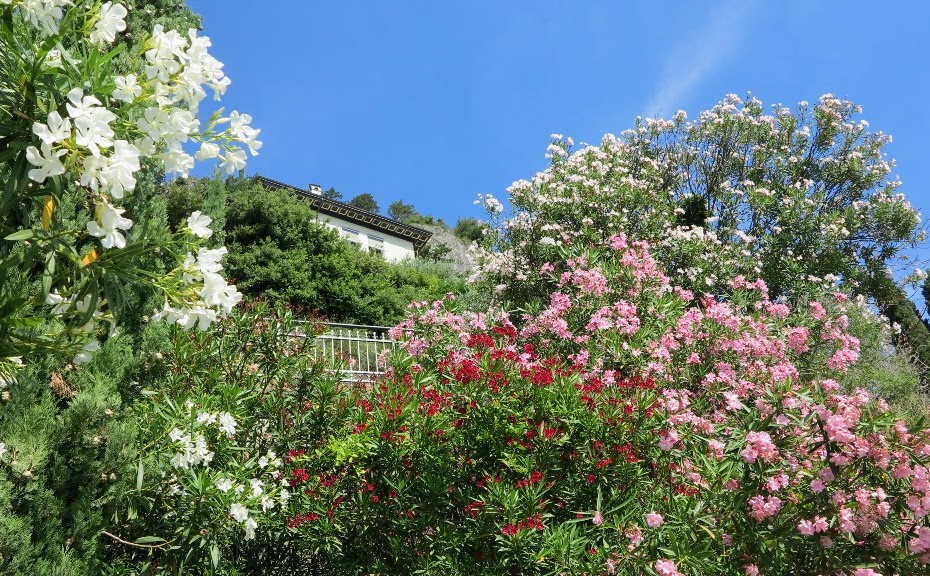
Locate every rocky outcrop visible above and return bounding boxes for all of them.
[418,224,475,274]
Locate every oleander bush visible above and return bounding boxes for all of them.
[104,302,349,574]
[281,235,930,575]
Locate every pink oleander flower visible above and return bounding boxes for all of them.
[798,519,816,536]
[744,564,759,576]
[810,301,826,320]
[658,429,679,450]
[655,559,681,576]
[592,511,603,526]
[879,534,898,551]
[910,526,930,554]
[645,511,664,528]
[819,378,840,392]
[838,507,856,533]
[748,495,782,521]
[743,431,779,463]
[786,326,810,353]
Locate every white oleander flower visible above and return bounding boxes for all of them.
[196,246,228,275]
[218,411,237,437]
[159,145,194,177]
[243,517,257,540]
[145,25,186,82]
[79,153,110,192]
[65,87,101,118]
[178,305,217,331]
[69,91,116,157]
[73,338,101,365]
[87,202,133,249]
[89,2,127,46]
[25,142,66,182]
[196,411,217,425]
[186,211,213,238]
[22,0,69,36]
[227,111,262,155]
[170,432,213,469]
[195,141,220,161]
[45,290,72,314]
[101,140,140,198]
[219,147,246,174]
[215,477,233,493]
[42,49,63,68]
[33,111,71,145]
[200,272,242,314]
[112,74,142,104]
[229,502,248,523]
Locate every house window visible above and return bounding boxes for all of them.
[368,235,385,257]
[342,227,362,247]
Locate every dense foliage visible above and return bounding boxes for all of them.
[0,0,259,378]
[0,0,256,573]
[166,176,467,325]
[106,303,343,574]
[2,1,929,575]
[453,217,487,244]
[279,234,930,575]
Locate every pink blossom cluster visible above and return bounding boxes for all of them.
[391,232,930,573]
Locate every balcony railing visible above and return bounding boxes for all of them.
[308,323,398,383]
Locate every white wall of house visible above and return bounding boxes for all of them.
[317,214,416,263]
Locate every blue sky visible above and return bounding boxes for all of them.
[188,0,929,272]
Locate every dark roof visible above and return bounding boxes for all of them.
[255,176,433,250]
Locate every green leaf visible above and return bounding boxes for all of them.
[210,542,220,568]
[41,251,55,296]
[136,461,144,491]
[4,229,34,241]
[134,536,166,544]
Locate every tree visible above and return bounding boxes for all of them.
[473,93,929,384]
[348,193,380,213]
[322,186,343,200]
[214,177,465,325]
[863,264,930,388]
[388,200,418,223]
[923,277,930,319]
[417,241,453,263]
[453,217,486,243]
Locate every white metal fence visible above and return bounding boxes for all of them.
[310,323,398,383]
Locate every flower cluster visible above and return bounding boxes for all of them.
[159,401,290,543]
[167,428,213,469]
[283,231,930,573]
[471,94,923,321]
[1,0,257,369]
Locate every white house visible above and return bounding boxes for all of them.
[256,176,432,263]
